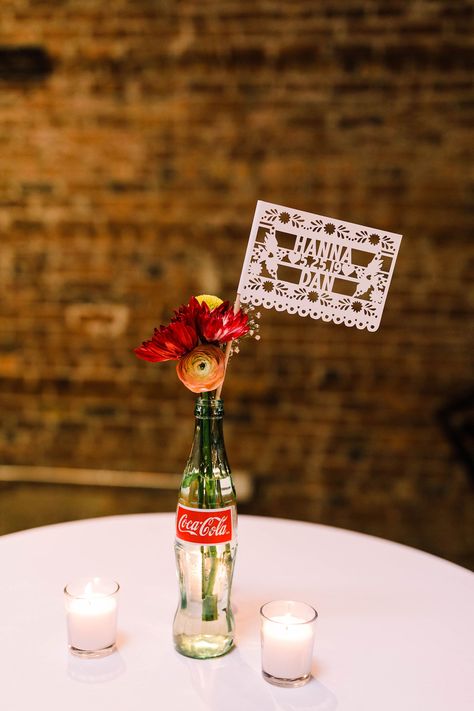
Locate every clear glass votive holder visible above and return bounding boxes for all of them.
[260,600,318,688]
[64,578,120,658]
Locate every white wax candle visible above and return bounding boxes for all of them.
[262,613,314,680]
[65,580,118,652]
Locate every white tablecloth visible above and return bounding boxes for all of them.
[0,513,473,710]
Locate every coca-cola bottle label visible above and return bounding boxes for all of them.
[176,504,233,544]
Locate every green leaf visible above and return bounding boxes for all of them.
[182,473,198,488]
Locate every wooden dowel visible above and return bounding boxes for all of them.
[215,295,241,400]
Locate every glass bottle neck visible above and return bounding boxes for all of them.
[180,396,235,508]
[194,394,224,419]
[190,396,229,478]
[185,396,230,478]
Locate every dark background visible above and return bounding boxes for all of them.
[0,1,473,567]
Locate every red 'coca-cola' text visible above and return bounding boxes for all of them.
[176,505,233,544]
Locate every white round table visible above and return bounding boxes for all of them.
[0,514,473,710]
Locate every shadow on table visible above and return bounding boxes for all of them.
[180,648,337,711]
[67,650,127,684]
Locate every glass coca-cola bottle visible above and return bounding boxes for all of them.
[173,393,237,659]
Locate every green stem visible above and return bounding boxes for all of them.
[198,477,204,509]
[204,557,218,598]
[200,393,219,619]
[202,392,212,482]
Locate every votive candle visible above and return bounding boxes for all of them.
[64,578,120,658]
[260,600,317,687]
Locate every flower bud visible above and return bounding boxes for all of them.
[195,294,223,311]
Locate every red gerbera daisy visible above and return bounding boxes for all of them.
[134,321,198,362]
[173,297,249,344]
[197,300,249,343]
[171,297,202,329]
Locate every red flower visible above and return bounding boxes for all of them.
[172,297,202,329]
[134,321,198,362]
[134,296,249,365]
[198,301,249,343]
[174,297,249,344]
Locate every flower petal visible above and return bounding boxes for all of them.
[198,301,249,343]
[134,321,198,362]
[172,296,249,345]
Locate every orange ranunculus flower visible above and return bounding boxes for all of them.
[176,345,225,393]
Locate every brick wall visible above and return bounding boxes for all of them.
[0,1,472,566]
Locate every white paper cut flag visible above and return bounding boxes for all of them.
[237,200,402,332]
